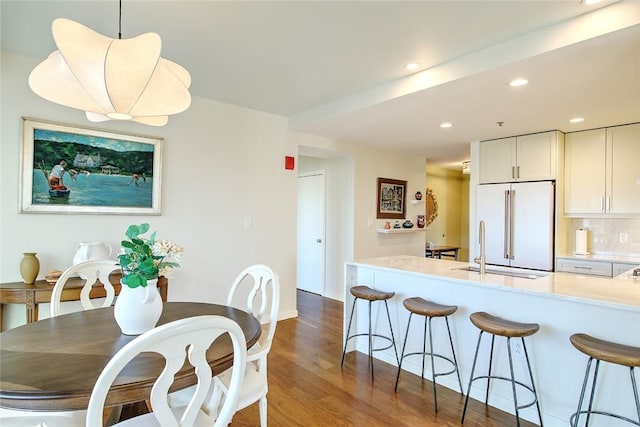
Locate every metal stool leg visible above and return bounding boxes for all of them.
[485,334,495,405]
[445,316,464,394]
[632,367,640,424]
[585,360,601,427]
[368,300,374,381]
[341,298,358,368]
[394,312,414,392]
[462,330,484,424]
[427,316,439,412]
[383,300,399,365]
[506,337,522,427]
[571,357,594,427]
[522,338,544,426]
[421,316,428,378]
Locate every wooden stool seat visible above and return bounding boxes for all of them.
[350,285,395,301]
[470,312,539,338]
[570,333,640,367]
[403,297,457,318]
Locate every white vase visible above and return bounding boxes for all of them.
[114,279,163,335]
[73,241,112,265]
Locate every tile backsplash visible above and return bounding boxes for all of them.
[570,218,640,256]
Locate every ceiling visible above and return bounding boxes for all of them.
[2,1,639,169]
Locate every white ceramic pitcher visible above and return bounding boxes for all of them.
[73,241,112,265]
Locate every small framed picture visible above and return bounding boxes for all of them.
[376,177,407,219]
[20,117,163,215]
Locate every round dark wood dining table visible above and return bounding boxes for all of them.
[0,302,261,412]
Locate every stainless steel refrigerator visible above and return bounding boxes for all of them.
[477,181,555,271]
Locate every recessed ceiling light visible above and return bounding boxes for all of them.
[509,78,528,87]
[570,117,585,123]
[406,63,420,71]
[440,122,453,128]
[582,0,602,5]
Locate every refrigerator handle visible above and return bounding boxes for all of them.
[504,190,510,259]
[509,189,515,259]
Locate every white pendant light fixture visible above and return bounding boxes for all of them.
[28,1,191,126]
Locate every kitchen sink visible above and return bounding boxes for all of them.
[453,265,548,279]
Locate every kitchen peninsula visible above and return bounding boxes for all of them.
[344,256,639,427]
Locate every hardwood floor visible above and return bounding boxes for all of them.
[230,290,538,426]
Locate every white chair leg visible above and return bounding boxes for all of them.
[259,395,267,427]
[203,381,224,418]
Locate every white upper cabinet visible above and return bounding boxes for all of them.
[564,123,640,216]
[479,131,558,184]
[607,123,640,214]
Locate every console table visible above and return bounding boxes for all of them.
[0,273,168,331]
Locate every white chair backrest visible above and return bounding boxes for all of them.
[227,264,280,360]
[50,259,121,317]
[86,315,247,427]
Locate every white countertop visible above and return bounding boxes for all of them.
[348,255,640,310]
[556,253,640,264]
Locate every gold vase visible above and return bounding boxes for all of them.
[20,252,40,284]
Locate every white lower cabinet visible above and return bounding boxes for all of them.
[556,258,612,277]
[613,262,639,276]
[556,258,639,277]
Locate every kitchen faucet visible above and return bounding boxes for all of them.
[474,220,486,274]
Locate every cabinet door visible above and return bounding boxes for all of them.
[479,137,516,184]
[607,123,640,214]
[477,183,511,267]
[613,262,639,276]
[564,129,606,215]
[516,132,557,181]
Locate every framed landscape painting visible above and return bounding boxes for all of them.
[376,177,407,219]
[20,118,163,215]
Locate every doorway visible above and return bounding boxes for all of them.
[296,171,326,295]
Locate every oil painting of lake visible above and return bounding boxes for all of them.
[21,118,163,215]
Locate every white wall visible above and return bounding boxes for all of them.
[293,132,426,302]
[1,51,298,328]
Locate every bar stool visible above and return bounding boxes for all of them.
[569,333,640,427]
[341,285,399,381]
[394,297,463,413]
[461,312,543,427]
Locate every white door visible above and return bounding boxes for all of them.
[297,171,326,294]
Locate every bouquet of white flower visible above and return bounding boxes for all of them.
[119,223,183,288]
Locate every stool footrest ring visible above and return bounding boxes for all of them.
[345,333,395,353]
[469,374,539,410]
[570,410,640,427]
[400,352,459,378]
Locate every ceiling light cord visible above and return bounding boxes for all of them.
[118,0,122,39]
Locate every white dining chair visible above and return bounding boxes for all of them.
[86,315,247,427]
[0,260,121,425]
[50,259,121,317]
[169,264,280,427]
